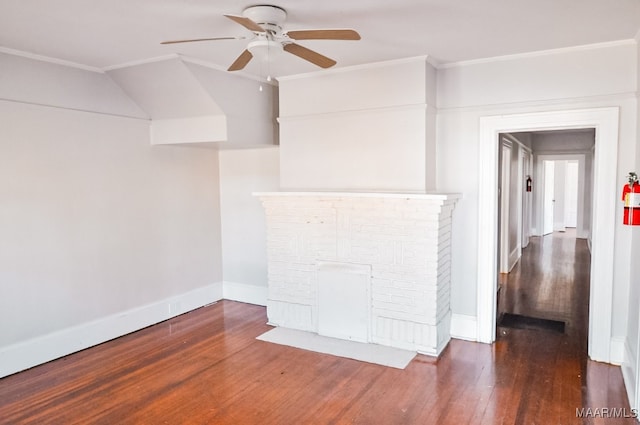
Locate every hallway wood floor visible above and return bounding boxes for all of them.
[0,232,633,424]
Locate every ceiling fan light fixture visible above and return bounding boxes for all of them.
[247,39,283,60]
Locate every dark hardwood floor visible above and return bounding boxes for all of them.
[0,231,633,424]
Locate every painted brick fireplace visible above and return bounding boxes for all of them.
[255,192,459,356]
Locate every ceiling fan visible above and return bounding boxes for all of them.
[161,5,360,72]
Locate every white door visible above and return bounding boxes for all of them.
[521,151,532,248]
[499,145,511,273]
[564,161,579,228]
[543,160,555,235]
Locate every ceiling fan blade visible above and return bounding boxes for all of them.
[227,49,254,71]
[161,36,242,45]
[286,29,361,41]
[224,14,265,33]
[283,43,337,68]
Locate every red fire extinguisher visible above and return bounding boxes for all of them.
[622,172,640,226]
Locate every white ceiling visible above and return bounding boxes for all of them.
[1,0,640,79]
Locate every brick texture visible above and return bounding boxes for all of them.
[258,193,459,356]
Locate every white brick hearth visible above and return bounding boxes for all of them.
[255,192,460,356]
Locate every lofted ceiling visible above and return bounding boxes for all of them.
[1,0,640,80]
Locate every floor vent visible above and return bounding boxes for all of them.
[498,313,565,334]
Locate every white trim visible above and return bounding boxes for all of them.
[254,191,460,200]
[277,55,434,82]
[450,314,478,341]
[532,149,593,156]
[0,97,150,121]
[0,46,104,73]
[437,92,637,114]
[508,246,521,272]
[180,55,276,85]
[622,341,637,411]
[515,147,524,254]
[223,281,268,306]
[438,39,636,69]
[477,108,619,365]
[0,282,224,378]
[610,336,626,366]
[499,141,512,273]
[276,103,431,122]
[102,54,181,71]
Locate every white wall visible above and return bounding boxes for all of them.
[107,58,278,148]
[438,42,636,108]
[622,35,640,411]
[437,41,637,339]
[186,61,279,148]
[0,59,223,376]
[0,52,146,118]
[219,147,279,305]
[278,58,437,192]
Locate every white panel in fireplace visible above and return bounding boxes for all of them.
[317,262,371,343]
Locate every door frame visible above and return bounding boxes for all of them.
[477,107,619,363]
[535,155,587,238]
[499,140,512,273]
[564,160,580,228]
[542,159,556,236]
[521,149,533,248]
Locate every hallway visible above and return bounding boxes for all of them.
[497,230,633,424]
[499,229,588,340]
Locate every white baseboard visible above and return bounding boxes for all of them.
[577,229,589,239]
[553,223,566,232]
[223,281,268,306]
[450,313,478,341]
[0,282,223,378]
[610,336,626,366]
[508,246,521,272]
[621,341,638,411]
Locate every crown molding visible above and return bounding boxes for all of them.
[438,39,637,70]
[180,55,276,85]
[0,46,103,73]
[277,55,434,82]
[102,54,181,71]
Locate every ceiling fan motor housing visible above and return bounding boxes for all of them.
[243,5,287,32]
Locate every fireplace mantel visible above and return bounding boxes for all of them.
[254,191,460,356]
[254,191,459,201]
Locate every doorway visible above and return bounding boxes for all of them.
[542,160,555,235]
[541,159,580,235]
[477,107,619,363]
[497,138,592,337]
